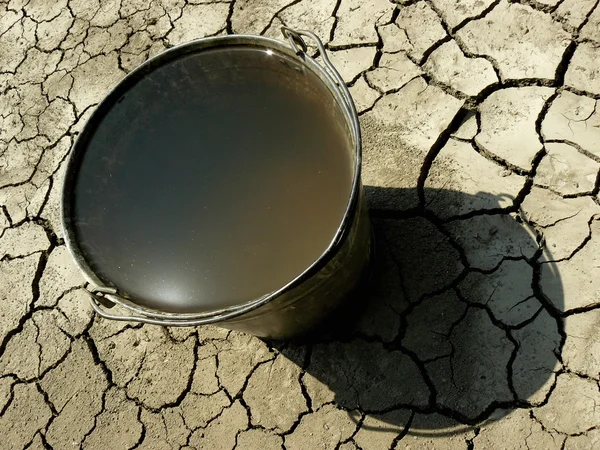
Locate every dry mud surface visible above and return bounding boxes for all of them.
[1,0,600,448]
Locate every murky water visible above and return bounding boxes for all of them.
[71,45,354,313]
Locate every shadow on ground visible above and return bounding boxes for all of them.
[274,186,563,436]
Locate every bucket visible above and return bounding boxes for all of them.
[61,28,371,339]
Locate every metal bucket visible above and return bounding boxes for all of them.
[61,28,371,340]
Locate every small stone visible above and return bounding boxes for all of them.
[37,246,86,308]
[474,408,565,449]
[562,308,600,378]
[353,410,411,450]
[536,142,599,195]
[167,3,228,45]
[284,404,358,450]
[366,52,422,93]
[446,213,538,271]
[349,76,380,114]
[540,218,600,313]
[424,139,527,219]
[236,428,284,450]
[331,0,394,46]
[565,42,600,96]
[476,86,554,171]
[427,308,514,419]
[456,1,571,80]
[327,47,377,84]
[0,383,52,450]
[82,388,143,449]
[511,309,561,404]
[430,0,497,30]
[0,222,50,259]
[244,355,308,433]
[459,260,540,327]
[535,373,600,435]
[424,40,498,96]
[187,400,248,450]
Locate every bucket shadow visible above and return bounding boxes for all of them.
[275,186,563,436]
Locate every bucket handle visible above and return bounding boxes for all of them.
[281,27,358,121]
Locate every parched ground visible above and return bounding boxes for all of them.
[1,0,600,448]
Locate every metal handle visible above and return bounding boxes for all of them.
[281,27,358,119]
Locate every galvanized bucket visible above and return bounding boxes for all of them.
[61,28,371,339]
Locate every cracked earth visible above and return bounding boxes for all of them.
[1,0,600,448]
